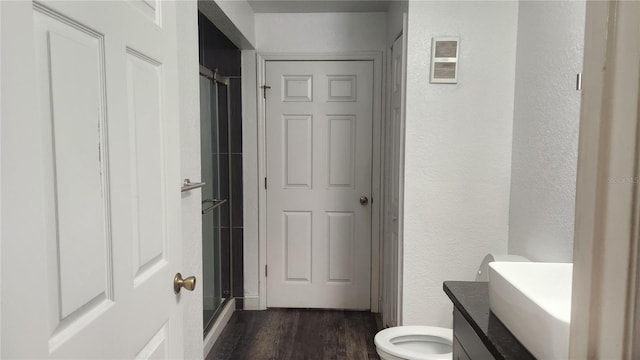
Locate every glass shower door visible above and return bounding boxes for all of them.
[200,75,224,332]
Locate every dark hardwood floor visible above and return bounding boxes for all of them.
[206,309,383,360]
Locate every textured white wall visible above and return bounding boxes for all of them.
[176,1,204,358]
[403,1,518,326]
[255,12,387,52]
[508,1,585,263]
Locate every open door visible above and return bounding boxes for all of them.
[1,1,191,357]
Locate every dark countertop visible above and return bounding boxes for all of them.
[443,281,535,360]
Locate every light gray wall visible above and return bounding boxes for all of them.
[403,1,518,327]
[508,0,586,263]
[255,12,387,52]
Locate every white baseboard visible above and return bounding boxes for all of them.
[203,298,235,358]
[243,296,261,310]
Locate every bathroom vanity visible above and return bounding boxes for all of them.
[443,281,535,360]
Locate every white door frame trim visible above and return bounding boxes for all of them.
[381,13,408,327]
[570,0,640,357]
[397,13,408,325]
[256,52,384,311]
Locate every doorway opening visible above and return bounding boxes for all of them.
[256,53,384,312]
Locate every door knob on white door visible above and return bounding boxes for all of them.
[360,196,369,205]
[174,273,196,293]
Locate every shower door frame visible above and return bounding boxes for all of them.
[200,65,234,336]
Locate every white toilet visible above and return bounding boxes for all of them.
[375,326,453,360]
[374,254,529,360]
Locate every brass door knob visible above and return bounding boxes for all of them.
[174,273,196,293]
[359,196,369,205]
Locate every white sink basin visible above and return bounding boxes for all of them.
[488,262,572,360]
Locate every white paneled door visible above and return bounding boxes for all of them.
[2,1,186,358]
[265,61,374,309]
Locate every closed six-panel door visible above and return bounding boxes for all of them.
[265,61,374,309]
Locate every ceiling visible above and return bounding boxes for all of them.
[247,0,391,13]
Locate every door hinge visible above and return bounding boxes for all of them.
[264,177,268,189]
[261,85,271,99]
[265,265,268,277]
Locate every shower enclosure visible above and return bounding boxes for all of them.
[200,66,232,334]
